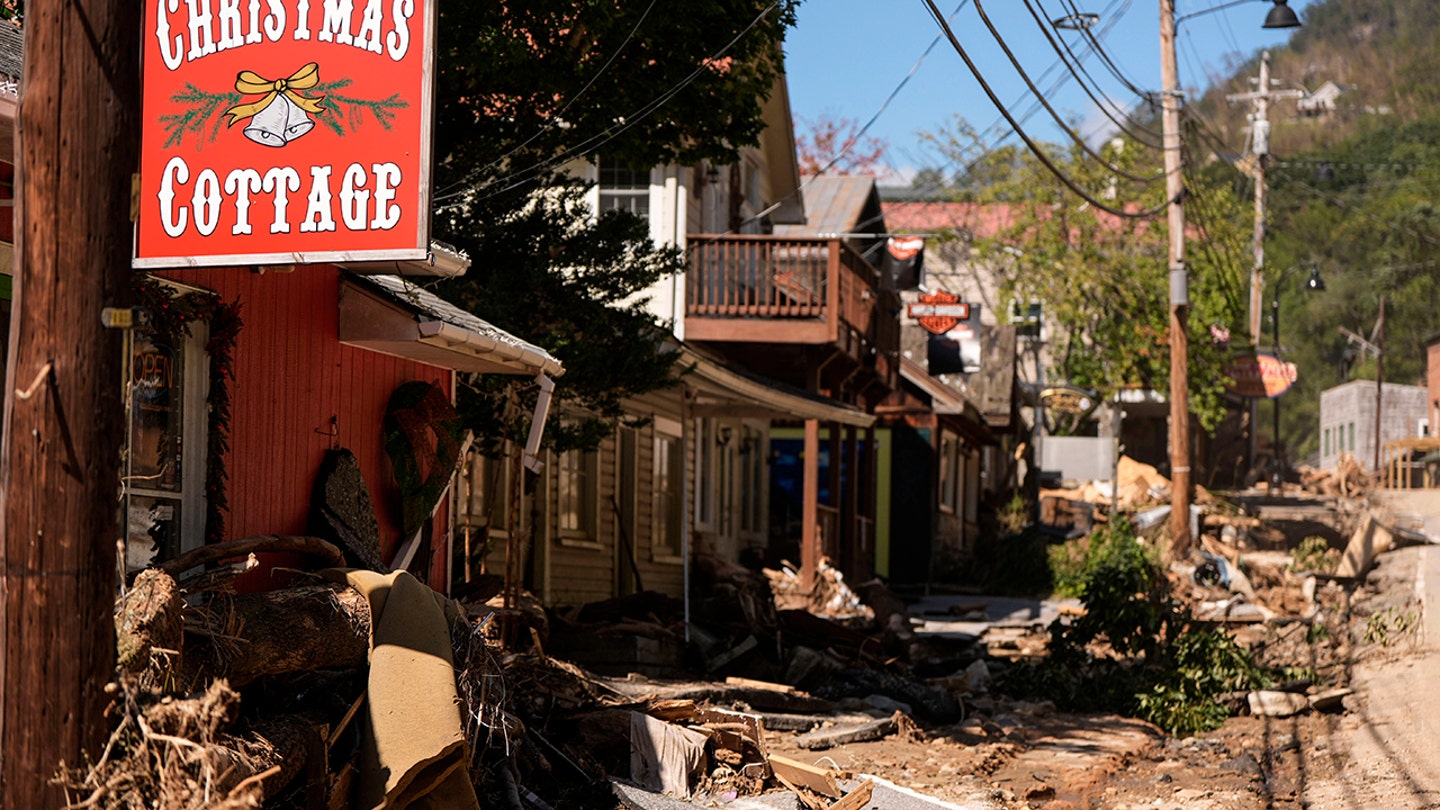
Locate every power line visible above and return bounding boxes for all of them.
[920,0,1170,219]
[465,0,662,181]
[1024,0,1165,146]
[435,0,788,207]
[969,0,1162,183]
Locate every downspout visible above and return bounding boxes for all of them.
[523,373,555,474]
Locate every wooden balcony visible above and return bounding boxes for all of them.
[684,235,900,392]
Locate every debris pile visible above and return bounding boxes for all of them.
[1298,453,1374,498]
[764,557,874,623]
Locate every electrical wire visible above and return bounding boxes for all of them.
[920,0,1171,219]
[1023,0,1165,146]
[1060,0,1152,100]
[435,0,787,207]
[970,0,1162,183]
[455,0,662,186]
[805,0,970,176]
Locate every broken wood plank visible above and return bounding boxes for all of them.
[795,716,897,750]
[830,779,875,810]
[768,753,841,799]
[724,675,795,693]
[758,711,877,732]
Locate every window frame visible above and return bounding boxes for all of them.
[122,319,209,573]
[651,420,684,563]
[597,160,654,219]
[555,444,602,547]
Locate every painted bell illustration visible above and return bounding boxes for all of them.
[242,94,291,147]
[229,63,326,147]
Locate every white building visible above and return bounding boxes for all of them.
[1318,380,1429,471]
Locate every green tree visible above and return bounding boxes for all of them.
[429,0,799,451]
[917,117,1249,432]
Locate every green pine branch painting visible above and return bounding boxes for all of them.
[160,77,409,151]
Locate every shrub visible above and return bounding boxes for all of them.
[999,516,1270,736]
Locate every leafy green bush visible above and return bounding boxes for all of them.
[1291,536,1339,574]
[999,516,1270,737]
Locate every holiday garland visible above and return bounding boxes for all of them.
[136,276,244,545]
[161,77,408,150]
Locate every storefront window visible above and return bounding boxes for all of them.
[124,326,207,572]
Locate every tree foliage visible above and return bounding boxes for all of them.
[434,0,798,182]
[429,0,798,451]
[794,113,888,176]
[915,117,1249,432]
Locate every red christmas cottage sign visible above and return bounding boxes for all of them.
[135,0,435,268]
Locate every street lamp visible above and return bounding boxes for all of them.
[1158,0,1301,554]
[1263,0,1303,29]
[1268,263,1325,486]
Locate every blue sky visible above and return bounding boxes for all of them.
[784,0,1316,182]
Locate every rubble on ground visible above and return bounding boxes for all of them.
[84,449,1439,809]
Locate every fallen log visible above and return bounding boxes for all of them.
[159,535,345,576]
[116,569,184,674]
[182,583,370,687]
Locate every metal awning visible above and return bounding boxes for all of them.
[334,240,471,279]
[340,274,564,377]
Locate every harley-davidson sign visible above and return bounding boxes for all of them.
[1225,353,1298,399]
[135,0,435,268]
[908,290,971,335]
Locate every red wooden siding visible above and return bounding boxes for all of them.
[158,266,453,585]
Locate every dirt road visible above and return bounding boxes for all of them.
[1091,522,1440,809]
[1300,544,1440,809]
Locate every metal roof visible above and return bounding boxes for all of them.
[347,274,564,377]
[775,175,884,238]
[0,24,20,86]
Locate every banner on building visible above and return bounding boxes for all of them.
[926,302,982,375]
[135,0,435,268]
[883,236,925,290]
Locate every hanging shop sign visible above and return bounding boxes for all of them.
[908,290,970,335]
[1224,353,1297,399]
[883,236,926,290]
[925,297,983,376]
[135,0,435,268]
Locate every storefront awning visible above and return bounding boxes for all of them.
[340,274,564,377]
[683,345,874,428]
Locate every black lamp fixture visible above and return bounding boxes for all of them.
[1263,0,1302,29]
[1305,265,1326,291]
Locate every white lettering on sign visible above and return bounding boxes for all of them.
[907,302,971,319]
[157,156,403,238]
[153,0,413,68]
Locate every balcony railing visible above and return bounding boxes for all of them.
[685,235,893,347]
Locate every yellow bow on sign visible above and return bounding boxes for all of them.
[224,62,327,126]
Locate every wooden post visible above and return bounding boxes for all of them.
[1,1,142,805]
[840,425,857,579]
[800,419,819,592]
[826,421,840,564]
[1160,0,1192,557]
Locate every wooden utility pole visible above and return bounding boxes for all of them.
[1,0,141,805]
[1229,52,1301,477]
[1159,0,1192,557]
